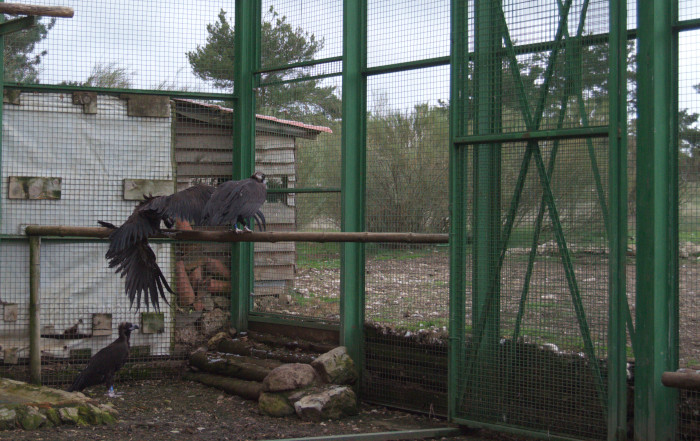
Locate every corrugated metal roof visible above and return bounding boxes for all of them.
[173,98,333,134]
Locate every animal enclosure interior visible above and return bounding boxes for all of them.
[0,1,698,440]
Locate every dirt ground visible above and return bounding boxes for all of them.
[259,249,700,367]
[2,379,525,441]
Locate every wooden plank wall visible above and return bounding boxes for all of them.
[174,118,297,297]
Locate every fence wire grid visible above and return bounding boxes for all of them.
[0,1,697,440]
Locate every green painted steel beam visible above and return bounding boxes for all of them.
[608,1,630,440]
[448,0,468,422]
[0,16,36,36]
[267,187,341,194]
[452,418,586,441]
[0,12,4,254]
[268,427,462,441]
[259,71,341,88]
[340,0,367,380]
[674,18,700,32]
[3,83,236,101]
[454,126,609,145]
[634,0,679,439]
[363,56,451,76]
[231,0,261,332]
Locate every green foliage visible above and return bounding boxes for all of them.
[187,7,341,119]
[366,103,450,233]
[61,62,133,88]
[3,17,55,83]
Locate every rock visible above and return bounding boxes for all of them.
[294,386,358,421]
[263,363,318,392]
[176,326,202,346]
[19,406,47,429]
[201,308,229,335]
[213,296,231,310]
[258,392,296,417]
[58,407,80,425]
[44,407,61,426]
[0,408,17,429]
[207,331,230,350]
[311,346,358,385]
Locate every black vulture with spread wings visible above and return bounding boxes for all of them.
[101,173,267,311]
[99,184,215,310]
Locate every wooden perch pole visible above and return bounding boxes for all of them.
[661,370,700,391]
[29,236,41,385]
[0,3,74,18]
[24,225,449,244]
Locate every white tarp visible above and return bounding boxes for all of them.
[0,93,173,358]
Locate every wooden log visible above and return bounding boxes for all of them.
[175,260,195,306]
[216,338,316,364]
[183,372,262,400]
[0,3,74,17]
[29,236,41,385]
[25,225,449,244]
[205,257,231,279]
[205,278,230,294]
[189,350,279,381]
[661,370,700,391]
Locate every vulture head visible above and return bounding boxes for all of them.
[251,171,266,184]
[118,322,139,340]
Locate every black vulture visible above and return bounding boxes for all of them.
[202,171,267,232]
[67,322,139,397]
[101,173,267,311]
[99,184,215,311]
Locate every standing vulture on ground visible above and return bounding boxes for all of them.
[67,322,139,397]
[100,172,267,310]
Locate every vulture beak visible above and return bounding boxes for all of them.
[129,324,140,332]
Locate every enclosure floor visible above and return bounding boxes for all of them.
[4,379,528,441]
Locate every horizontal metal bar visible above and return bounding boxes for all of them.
[363,56,451,76]
[255,56,343,74]
[675,18,700,32]
[24,225,449,244]
[259,71,342,88]
[454,126,609,145]
[452,418,585,441]
[3,83,236,101]
[661,370,700,390]
[0,16,36,36]
[268,187,341,194]
[268,427,462,441]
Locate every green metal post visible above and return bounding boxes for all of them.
[231,0,261,332]
[471,0,501,412]
[608,0,629,439]
[0,9,4,258]
[635,0,678,439]
[340,0,367,377]
[448,0,468,421]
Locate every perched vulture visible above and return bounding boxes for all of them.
[202,171,267,231]
[67,322,139,397]
[101,173,267,310]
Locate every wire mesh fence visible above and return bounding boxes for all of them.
[0,1,698,439]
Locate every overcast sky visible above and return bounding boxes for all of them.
[23,0,700,116]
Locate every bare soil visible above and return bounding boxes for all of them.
[3,379,524,441]
[257,249,700,367]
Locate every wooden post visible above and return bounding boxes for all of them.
[29,236,41,385]
[0,3,74,18]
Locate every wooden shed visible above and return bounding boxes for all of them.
[172,99,332,299]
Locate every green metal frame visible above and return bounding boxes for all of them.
[608,0,629,439]
[634,0,679,440]
[340,0,367,373]
[231,0,261,332]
